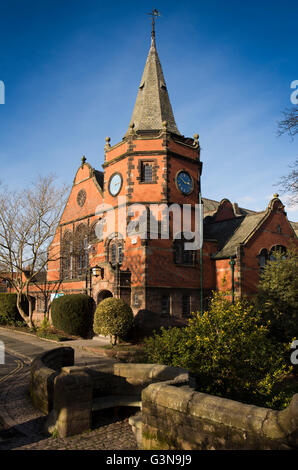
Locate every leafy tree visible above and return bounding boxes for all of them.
[256,247,298,343]
[144,292,291,409]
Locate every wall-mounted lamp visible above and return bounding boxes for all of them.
[92,266,104,279]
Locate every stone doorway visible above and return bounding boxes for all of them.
[97,290,113,304]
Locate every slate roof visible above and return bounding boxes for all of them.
[202,197,256,217]
[203,197,297,259]
[205,212,267,259]
[125,37,181,136]
[93,169,104,190]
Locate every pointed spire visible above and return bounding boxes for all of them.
[125,21,181,136]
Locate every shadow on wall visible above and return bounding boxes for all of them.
[127,309,188,343]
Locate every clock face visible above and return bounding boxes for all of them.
[108,173,122,196]
[176,171,193,195]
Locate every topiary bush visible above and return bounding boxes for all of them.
[51,294,94,338]
[0,293,28,325]
[93,297,134,345]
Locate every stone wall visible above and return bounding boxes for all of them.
[30,348,298,448]
[133,381,298,450]
[30,347,188,438]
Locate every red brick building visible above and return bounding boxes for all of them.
[30,31,297,324]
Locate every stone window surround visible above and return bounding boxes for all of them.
[137,158,158,184]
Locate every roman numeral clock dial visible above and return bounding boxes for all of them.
[176,170,193,195]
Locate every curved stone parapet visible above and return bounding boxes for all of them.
[135,381,298,450]
[30,349,298,448]
[29,347,74,414]
[30,348,188,438]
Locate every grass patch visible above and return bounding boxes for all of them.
[35,330,70,342]
[0,323,77,342]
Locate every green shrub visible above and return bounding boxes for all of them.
[93,297,134,345]
[144,292,292,410]
[51,294,94,338]
[0,293,28,325]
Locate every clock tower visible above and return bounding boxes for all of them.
[100,19,202,318]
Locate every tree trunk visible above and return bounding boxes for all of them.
[16,291,35,330]
[27,295,35,330]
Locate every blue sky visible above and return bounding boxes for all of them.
[0,0,297,220]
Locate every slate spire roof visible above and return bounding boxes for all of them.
[125,34,181,136]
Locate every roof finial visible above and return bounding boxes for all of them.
[147,9,161,42]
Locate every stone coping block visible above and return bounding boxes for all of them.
[140,381,298,450]
[113,363,189,382]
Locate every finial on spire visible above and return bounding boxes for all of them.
[81,155,86,167]
[147,9,161,41]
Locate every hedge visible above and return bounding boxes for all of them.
[51,294,94,338]
[0,293,28,325]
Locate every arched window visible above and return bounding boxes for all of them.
[108,237,124,267]
[173,234,196,266]
[61,231,73,280]
[89,218,105,243]
[258,248,268,271]
[89,222,98,244]
[74,224,89,278]
[269,245,287,261]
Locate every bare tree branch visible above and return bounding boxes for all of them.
[0,174,69,328]
[276,106,298,206]
[277,106,298,139]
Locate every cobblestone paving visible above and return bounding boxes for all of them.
[0,355,138,450]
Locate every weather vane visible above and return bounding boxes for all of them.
[147,9,161,39]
